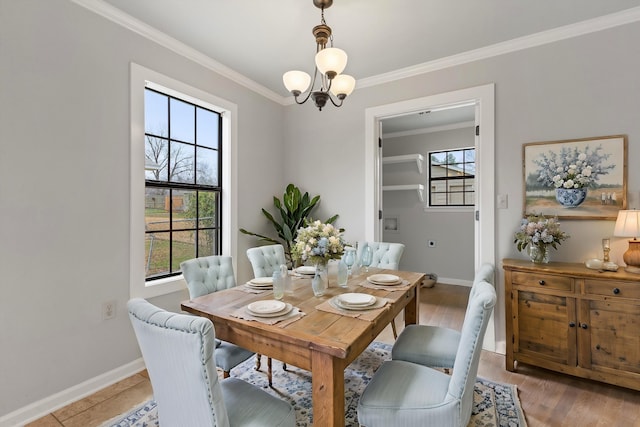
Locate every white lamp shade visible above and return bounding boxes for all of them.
[614,210,640,237]
[330,74,356,97]
[315,47,348,76]
[283,70,311,93]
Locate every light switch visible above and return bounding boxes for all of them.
[497,194,508,209]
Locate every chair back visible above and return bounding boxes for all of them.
[127,298,230,427]
[181,256,236,299]
[246,244,286,277]
[357,241,405,269]
[446,279,496,423]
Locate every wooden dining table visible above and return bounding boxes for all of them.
[181,267,424,427]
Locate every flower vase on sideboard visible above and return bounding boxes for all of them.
[528,244,550,264]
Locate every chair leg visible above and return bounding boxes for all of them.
[223,370,230,378]
[267,357,273,387]
[391,319,398,339]
[283,362,287,371]
[255,353,262,371]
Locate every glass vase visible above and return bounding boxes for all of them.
[312,262,329,296]
[528,244,550,264]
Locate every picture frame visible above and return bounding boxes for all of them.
[523,135,627,220]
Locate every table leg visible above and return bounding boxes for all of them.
[404,284,420,326]
[311,350,345,427]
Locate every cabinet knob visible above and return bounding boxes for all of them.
[538,280,545,285]
[613,288,620,295]
[580,323,588,329]
[569,322,576,328]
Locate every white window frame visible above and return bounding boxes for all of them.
[130,63,237,298]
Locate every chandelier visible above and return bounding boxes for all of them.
[282,0,356,111]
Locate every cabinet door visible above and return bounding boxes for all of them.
[514,289,577,366]
[579,299,640,376]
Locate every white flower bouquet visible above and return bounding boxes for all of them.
[292,219,345,266]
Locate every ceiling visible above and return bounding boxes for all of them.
[90,0,640,101]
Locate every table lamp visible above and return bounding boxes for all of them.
[613,210,640,274]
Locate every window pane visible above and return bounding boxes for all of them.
[170,142,195,183]
[465,178,475,192]
[172,230,195,272]
[197,191,217,228]
[197,108,219,149]
[465,191,475,205]
[449,150,464,163]
[145,188,170,231]
[145,90,168,136]
[464,162,476,176]
[196,147,218,185]
[449,192,465,205]
[145,231,170,277]
[171,189,195,230]
[198,229,215,257]
[170,98,195,143]
[431,153,446,164]
[145,136,168,180]
[448,164,464,177]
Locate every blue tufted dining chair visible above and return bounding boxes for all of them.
[391,263,495,370]
[128,298,296,427]
[180,256,255,379]
[245,244,288,384]
[357,241,405,338]
[357,279,497,427]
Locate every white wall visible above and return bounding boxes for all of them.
[382,127,475,282]
[283,21,640,354]
[0,0,285,419]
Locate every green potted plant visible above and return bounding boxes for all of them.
[240,183,339,267]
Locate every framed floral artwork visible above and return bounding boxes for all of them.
[523,135,627,220]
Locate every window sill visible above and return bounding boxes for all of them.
[133,275,187,299]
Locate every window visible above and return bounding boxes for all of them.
[428,148,475,207]
[130,64,237,299]
[144,88,222,280]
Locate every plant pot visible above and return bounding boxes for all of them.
[555,188,587,208]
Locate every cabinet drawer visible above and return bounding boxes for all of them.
[584,280,640,299]
[511,271,573,291]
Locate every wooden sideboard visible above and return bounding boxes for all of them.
[503,258,640,391]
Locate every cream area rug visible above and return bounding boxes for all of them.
[102,341,527,426]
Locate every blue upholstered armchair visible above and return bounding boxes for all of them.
[128,298,296,427]
[357,279,497,427]
[180,256,255,378]
[392,263,495,369]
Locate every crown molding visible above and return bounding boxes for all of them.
[72,1,640,106]
[70,0,284,104]
[356,6,640,90]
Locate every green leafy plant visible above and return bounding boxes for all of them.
[240,184,339,267]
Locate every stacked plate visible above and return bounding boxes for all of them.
[246,300,293,318]
[366,273,403,286]
[294,266,316,277]
[333,293,377,310]
[246,277,274,290]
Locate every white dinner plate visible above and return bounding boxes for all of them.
[330,297,386,311]
[367,278,404,286]
[367,274,400,283]
[246,303,293,318]
[247,300,286,314]
[246,283,273,290]
[295,266,316,275]
[337,293,376,307]
[250,277,274,285]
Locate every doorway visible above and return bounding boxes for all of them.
[364,84,496,350]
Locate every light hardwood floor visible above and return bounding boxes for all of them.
[27,283,640,427]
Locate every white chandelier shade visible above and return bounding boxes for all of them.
[315,47,348,77]
[283,70,312,94]
[330,74,356,97]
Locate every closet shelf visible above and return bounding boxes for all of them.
[382,154,424,174]
[383,184,425,203]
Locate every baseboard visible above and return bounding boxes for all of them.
[0,358,145,427]
[433,277,473,287]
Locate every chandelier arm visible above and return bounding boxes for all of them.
[327,93,344,108]
[294,67,321,105]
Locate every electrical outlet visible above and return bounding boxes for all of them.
[102,300,116,320]
[428,240,436,248]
